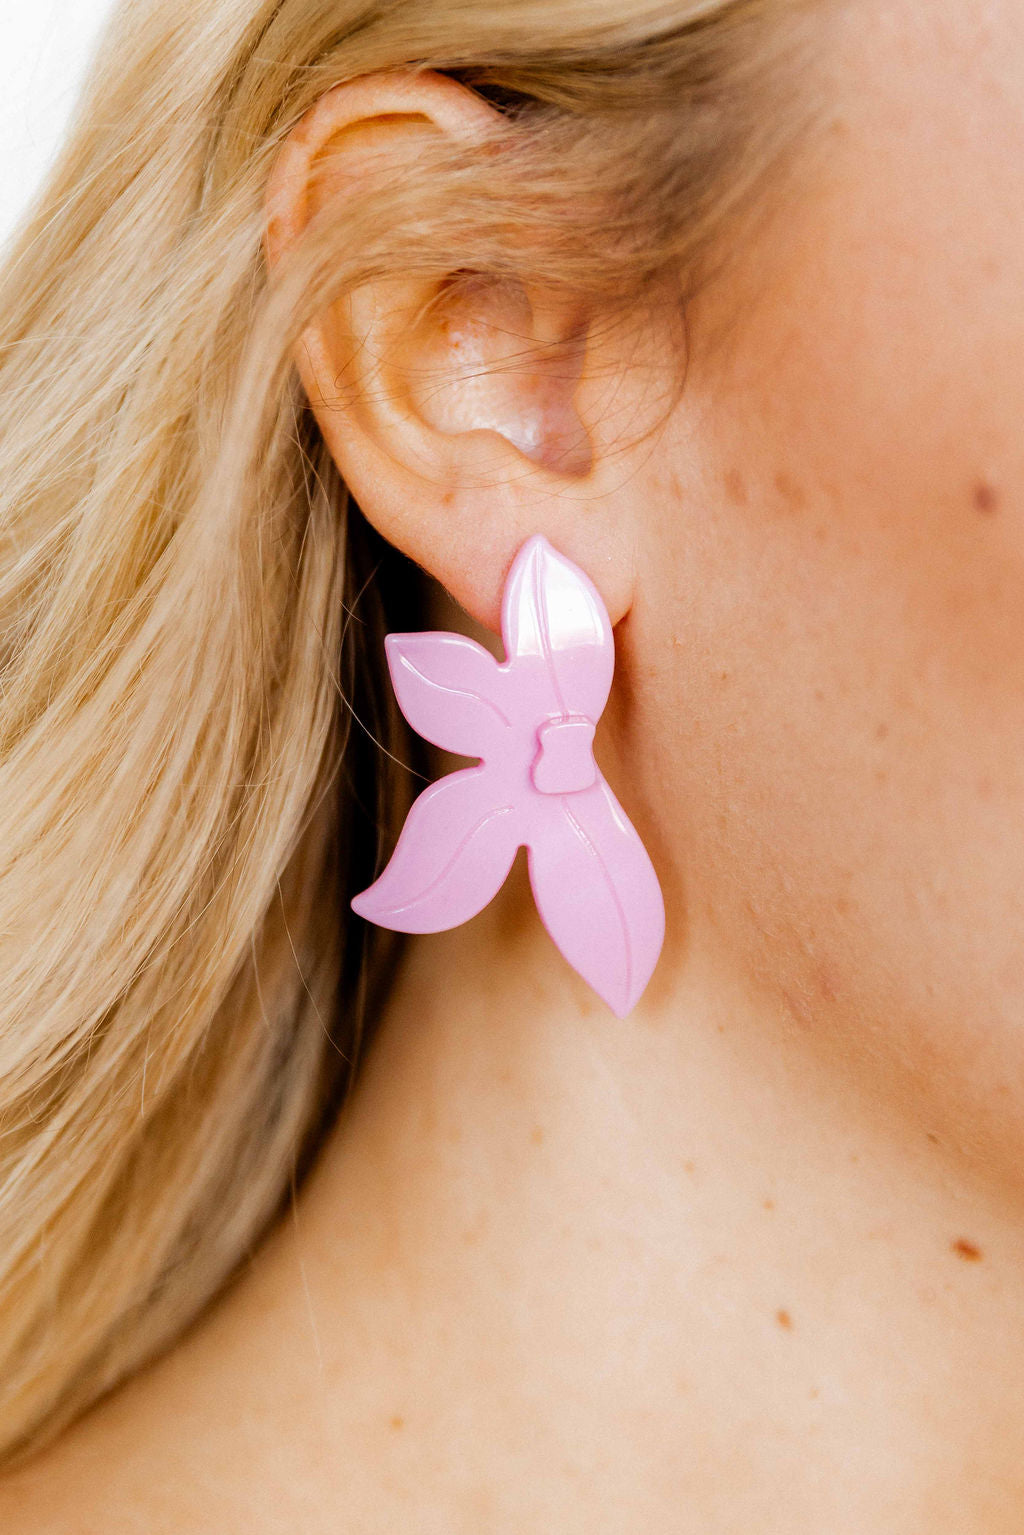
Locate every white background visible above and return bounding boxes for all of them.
[0,1,118,251]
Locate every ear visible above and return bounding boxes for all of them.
[264,70,648,632]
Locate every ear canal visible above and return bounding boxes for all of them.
[408,276,593,476]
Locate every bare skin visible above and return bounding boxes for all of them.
[4,0,1024,1528]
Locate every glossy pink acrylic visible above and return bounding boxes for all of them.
[350,534,665,1016]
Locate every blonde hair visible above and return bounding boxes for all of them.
[0,0,810,1465]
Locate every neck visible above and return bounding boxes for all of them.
[16,851,1024,1531]
[258,853,1024,1529]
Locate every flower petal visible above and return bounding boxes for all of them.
[524,776,664,1017]
[385,632,512,759]
[351,766,521,933]
[500,535,614,725]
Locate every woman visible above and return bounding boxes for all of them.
[0,0,1022,1525]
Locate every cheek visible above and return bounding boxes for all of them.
[635,452,1024,1183]
[626,3,1024,1182]
[629,68,1024,1181]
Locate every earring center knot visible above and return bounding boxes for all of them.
[530,716,598,795]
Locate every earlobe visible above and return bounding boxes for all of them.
[263,69,637,632]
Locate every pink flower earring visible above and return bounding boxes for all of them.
[351,534,665,1017]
